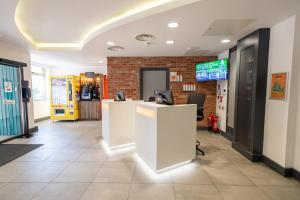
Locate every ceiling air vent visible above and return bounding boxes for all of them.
[135,34,155,42]
[107,46,125,52]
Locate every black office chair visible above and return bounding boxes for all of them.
[148,96,156,102]
[187,93,206,156]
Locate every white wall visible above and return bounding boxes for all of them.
[0,40,35,129]
[32,66,51,120]
[33,100,50,120]
[263,15,300,172]
[50,65,106,76]
[263,16,296,167]
[290,15,300,171]
[217,50,229,132]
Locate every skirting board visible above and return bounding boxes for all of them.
[232,142,263,162]
[262,156,293,177]
[294,169,300,181]
[29,126,39,134]
[221,130,233,141]
[262,156,300,181]
[34,116,50,123]
[197,126,208,131]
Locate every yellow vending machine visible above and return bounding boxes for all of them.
[50,75,80,121]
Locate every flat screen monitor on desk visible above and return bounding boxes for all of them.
[154,90,174,105]
[115,91,126,101]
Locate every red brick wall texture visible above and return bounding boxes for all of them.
[107,57,217,127]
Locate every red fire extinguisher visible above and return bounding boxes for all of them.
[208,113,220,133]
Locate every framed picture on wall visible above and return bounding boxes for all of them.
[170,72,177,82]
[270,72,288,100]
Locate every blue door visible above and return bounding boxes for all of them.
[0,64,23,140]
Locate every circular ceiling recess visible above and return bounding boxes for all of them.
[108,46,125,52]
[135,34,156,42]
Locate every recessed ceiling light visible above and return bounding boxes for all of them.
[135,34,155,42]
[98,60,103,64]
[107,41,115,46]
[168,22,179,28]
[108,46,125,52]
[221,39,231,43]
[166,40,174,45]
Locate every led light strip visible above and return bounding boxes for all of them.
[136,154,193,175]
[14,0,175,50]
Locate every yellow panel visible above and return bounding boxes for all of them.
[50,75,80,121]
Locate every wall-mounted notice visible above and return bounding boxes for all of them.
[270,72,288,100]
[4,82,12,93]
[4,99,15,105]
[170,72,177,82]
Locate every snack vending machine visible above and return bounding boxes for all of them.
[50,75,80,121]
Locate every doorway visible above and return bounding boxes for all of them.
[140,68,169,101]
[0,64,23,142]
[236,45,255,151]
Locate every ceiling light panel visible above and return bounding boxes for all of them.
[107,42,115,46]
[168,22,179,28]
[135,34,156,42]
[221,39,231,43]
[166,40,174,44]
[108,46,125,52]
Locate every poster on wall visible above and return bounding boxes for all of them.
[270,72,288,100]
[170,72,177,82]
[4,82,12,92]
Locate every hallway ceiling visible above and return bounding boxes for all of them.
[0,0,299,71]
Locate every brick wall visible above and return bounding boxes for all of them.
[107,56,217,127]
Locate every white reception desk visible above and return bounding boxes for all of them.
[102,99,137,149]
[135,102,196,173]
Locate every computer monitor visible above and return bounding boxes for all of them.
[115,91,126,101]
[154,90,174,105]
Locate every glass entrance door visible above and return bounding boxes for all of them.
[0,64,23,141]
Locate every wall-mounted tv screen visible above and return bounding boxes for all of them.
[196,59,228,82]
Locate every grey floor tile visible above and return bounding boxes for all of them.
[80,183,131,200]
[174,184,223,200]
[260,186,300,200]
[0,183,46,200]
[93,162,136,183]
[170,164,213,185]
[53,162,103,182]
[217,185,271,200]
[128,183,175,200]
[33,183,89,200]
[204,164,254,185]
[237,163,299,186]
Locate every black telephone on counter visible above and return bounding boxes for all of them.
[115,91,126,101]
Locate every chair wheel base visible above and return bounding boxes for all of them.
[196,140,205,156]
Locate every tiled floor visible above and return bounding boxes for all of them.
[0,120,299,200]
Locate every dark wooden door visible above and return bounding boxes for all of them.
[236,46,255,150]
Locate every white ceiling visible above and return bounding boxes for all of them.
[0,0,300,72]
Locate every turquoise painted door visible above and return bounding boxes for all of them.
[0,64,22,138]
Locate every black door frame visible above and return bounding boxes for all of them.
[232,29,270,162]
[222,46,237,141]
[139,67,170,100]
[235,45,256,151]
[0,58,31,144]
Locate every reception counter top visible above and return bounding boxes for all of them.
[135,102,197,173]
